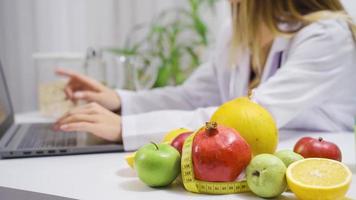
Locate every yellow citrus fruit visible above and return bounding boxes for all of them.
[286,158,352,200]
[125,152,136,169]
[210,97,278,155]
[162,128,191,143]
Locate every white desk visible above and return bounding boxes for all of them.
[0,113,355,199]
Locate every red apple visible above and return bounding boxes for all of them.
[192,122,252,182]
[171,131,193,154]
[293,137,342,161]
[294,137,314,149]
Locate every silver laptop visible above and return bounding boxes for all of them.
[0,61,124,159]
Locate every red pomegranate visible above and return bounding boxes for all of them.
[192,122,252,182]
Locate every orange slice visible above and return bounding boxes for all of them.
[286,158,352,200]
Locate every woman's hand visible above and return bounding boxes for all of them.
[56,68,121,112]
[54,102,122,142]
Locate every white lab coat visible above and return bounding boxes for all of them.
[118,19,356,151]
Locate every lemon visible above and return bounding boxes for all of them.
[125,152,136,169]
[162,128,191,143]
[286,158,352,200]
[211,97,278,155]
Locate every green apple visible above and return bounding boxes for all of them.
[135,142,180,187]
[246,154,287,198]
[274,149,304,167]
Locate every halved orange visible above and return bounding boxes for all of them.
[286,158,352,200]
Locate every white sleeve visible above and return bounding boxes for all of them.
[117,61,222,115]
[121,107,217,151]
[252,20,355,129]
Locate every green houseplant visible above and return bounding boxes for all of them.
[109,0,218,90]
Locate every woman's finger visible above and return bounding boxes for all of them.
[57,114,99,126]
[64,85,74,100]
[66,102,103,116]
[73,91,102,103]
[54,104,97,126]
[55,68,77,77]
[56,68,103,91]
[60,122,120,142]
[69,103,96,114]
[59,122,97,133]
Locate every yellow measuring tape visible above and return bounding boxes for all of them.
[181,130,250,194]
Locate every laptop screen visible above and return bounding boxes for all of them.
[0,61,14,140]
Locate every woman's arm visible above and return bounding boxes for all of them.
[55,22,232,144]
[117,60,224,150]
[118,21,232,116]
[118,61,222,115]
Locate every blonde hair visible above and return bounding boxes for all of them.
[230,0,356,90]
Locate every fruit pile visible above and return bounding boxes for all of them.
[124,97,352,199]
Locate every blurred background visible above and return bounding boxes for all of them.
[0,0,355,114]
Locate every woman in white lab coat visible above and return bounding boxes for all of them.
[55,0,356,151]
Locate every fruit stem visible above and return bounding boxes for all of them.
[150,142,159,150]
[252,170,260,177]
[318,137,323,142]
[205,121,218,135]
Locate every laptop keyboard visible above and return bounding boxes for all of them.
[18,124,77,149]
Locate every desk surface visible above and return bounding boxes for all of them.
[0,114,355,199]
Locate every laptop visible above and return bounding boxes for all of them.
[0,61,124,159]
[0,186,75,200]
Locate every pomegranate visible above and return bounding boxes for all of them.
[192,122,252,182]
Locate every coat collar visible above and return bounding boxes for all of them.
[228,35,292,98]
[272,36,291,53]
[260,36,291,81]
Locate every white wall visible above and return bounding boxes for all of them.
[0,0,355,113]
[0,0,191,112]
